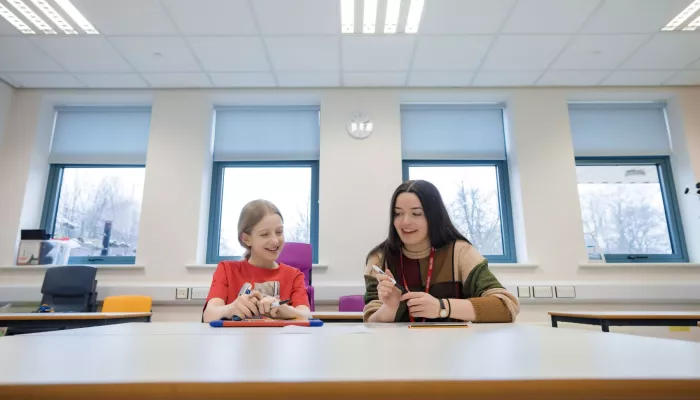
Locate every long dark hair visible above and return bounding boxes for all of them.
[367,180,470,273]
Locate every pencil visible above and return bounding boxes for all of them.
[408,324,469,329]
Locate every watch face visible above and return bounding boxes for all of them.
[440,309,448,318]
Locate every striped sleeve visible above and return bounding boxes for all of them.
[362,253,384,322]
[454,241,519,322]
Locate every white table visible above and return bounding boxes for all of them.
[550,310,700,332]
[0,312,152,335]
[2,323,700,400]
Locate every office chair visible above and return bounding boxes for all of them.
[39,265,97,312]
[277,242,315,311]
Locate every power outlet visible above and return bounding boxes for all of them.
[190,287,209,300]
[555,286,576,298]
[533,286,553,298]
[175,287,189,300]
[517,286,531,298]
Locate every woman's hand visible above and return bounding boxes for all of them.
[229,292,262,319]
[401,292,441,319]
[376,269,402,310]
[269,304,306,320]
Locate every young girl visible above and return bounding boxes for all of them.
[363,180,519,323]
[203,200,310,323]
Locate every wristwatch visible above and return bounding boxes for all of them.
[438,298,448,318]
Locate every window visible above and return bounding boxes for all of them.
[207,162,319,263]
[42,166,146,263]
[40,107,151,265]
[403,161,516,262]
[576,157,687,262]
[401,105,516,262]
[569,103,687,262]
[208,106,320,263]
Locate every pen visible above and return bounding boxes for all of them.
[371,265,406,293]
[271,299,291,308]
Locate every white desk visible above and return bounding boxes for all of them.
[549,310,700,332]
[0,312,152,335]
[1,323,700,400]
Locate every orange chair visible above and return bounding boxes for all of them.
[102,295,152,315]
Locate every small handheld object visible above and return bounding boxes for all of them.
[238,282,253,296]
[271,299,291,308]
[211,319,324,328]
[408,322,470,329]
[371,265,406,293]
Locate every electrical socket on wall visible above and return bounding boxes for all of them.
[175,287,189,300]
[190,287,209,300]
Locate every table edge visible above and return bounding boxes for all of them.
[0,313,152,321]
[548,312,700,320]
[1,379,699,400]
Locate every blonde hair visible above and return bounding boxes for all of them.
[238,199,284,259]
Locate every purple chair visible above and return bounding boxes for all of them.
[277,242,315,311]
[338,295,364,312]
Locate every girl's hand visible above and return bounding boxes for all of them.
[230,293,261,319]
[401,292,441,319]
[269,304,306,320]
[256,295,279,316]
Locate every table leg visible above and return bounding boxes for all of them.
[551,316,558,328]
[601,320,610,332]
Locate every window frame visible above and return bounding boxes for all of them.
[402,160,517,263]
[575,156,688,263]
[206,160,320,264]
[40,164,145,265]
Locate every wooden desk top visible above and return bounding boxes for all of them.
[311,311,363,320]
[2,323,700,400]
[549,311,700,320]
[0,312,152,321]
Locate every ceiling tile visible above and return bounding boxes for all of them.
[141,73,211,87]
[0,38,63,72]
[472,71,541,86]
[188,37,269,72]
[31,37,133,73]
[665,70,700,85]
[408,71,475,87]
[8,73,83,88]
[71,0,178,35]
[161,0,257,35]
[620,34,700,70]
[551,35,649,70]
[412,36,493,71]
[344,72,407,87]
[581,0,692,33]
[536,70,608,86]
[110,37,202,72]
[252,0,338,35]
[277,72,339,87]
[74,73,148,88]
[342,36,415,72]
[421,0,516,34]
[502,0,601,33]
[602,70,677,86]
[210,72,276,87]
[265,37,338,71]
[482,35,570,70]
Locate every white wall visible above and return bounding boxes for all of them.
[0,87,699,324]
[0,81,12,147]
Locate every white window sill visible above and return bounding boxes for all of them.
[579,263,700,268]
[186,263,329,270]
[0,265,145,270]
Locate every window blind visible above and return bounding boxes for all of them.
[569,103,671,157]
[401,105,506,160]
[50,106,152,164]
[214,106,320,161]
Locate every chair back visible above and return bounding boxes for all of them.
[40,266,97,312]
[102,295,152,313]
[338,295,365,312]
[277,242,312,286]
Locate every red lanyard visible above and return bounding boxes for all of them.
[399,247,435,322]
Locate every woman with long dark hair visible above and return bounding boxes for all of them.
[363,180,519,323]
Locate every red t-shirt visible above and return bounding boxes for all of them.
[205,260,310,309]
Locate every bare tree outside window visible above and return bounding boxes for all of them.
[53,167,145,258]
[408,166,504,255]
[577,165,672,254]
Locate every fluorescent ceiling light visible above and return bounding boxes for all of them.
[7,0,55,34]
[682,14,700,31]
[363,0,377,33]
[662,0,700,31]
[384,0,401,33]
[30,0,77,34]
[340,0,354,33]
[55,0,98,34]
[405,0,424,33]
[0,2,34,34]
